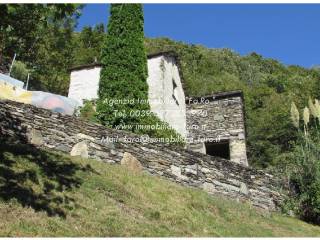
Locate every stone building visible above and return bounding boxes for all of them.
[68,52,187,138]
[186,91,248,166]
[68,52,248,166]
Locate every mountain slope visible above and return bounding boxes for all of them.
[0,143,320,237]
[144,37,320,168]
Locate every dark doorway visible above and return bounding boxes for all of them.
[205,140,230,159]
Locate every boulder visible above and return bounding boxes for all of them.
[70,141,88,158]
[120,152,143,172]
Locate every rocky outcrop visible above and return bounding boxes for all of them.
[0,100,285,211]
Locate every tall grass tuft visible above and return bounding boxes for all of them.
[308,98,317,118]
[314,99,320,123]
[303,107,310,135]
[303,107,310,127]
[290,102,300,129]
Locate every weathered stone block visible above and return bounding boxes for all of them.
[185,167,197,175]
[76,133,95,141]
[240,182,249,195]
[200,167,211,174]
[212,180,240,192]
[171,165,182,177]
[27,128,43,146]
[202,182,216,193]
[70,141,88,158]
[121,152,143,172]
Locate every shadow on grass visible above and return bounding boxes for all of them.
[0,141,93,218]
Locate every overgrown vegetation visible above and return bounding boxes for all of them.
[0,4,83,94]
[144,38,320,168]
[79,100,97,123]
[1,143,320,237]
[72,24,105,66]
[96,4,150,128]
[280,99,320,224]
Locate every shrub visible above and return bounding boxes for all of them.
[285,99,320,224]
[10,61,29,81]
[80,100,98,122]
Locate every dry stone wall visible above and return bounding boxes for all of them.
[0,100,284,211]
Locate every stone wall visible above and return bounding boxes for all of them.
[0,100,284,211]
[186,91,248,166]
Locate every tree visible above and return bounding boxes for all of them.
[31,22,75,94]
[73,24,105,66]
[95,5,183,144]
[0,4,83,94]
[0,4,82,65]
[96,4,149,127]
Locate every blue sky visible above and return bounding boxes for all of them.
[76,4,320,68]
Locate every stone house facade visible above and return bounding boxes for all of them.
[68,52,187,138]
[68,52,248,166]
[186,91,248,166]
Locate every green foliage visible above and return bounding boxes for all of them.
[73,24,105,66]
[288,137,320,224]
[79,100,98,122]
[97,4,149,127]
[144,38,320,167]
[10,60,29,81]
[96,4,183,144]
[0,4,83,94]
[0,4,82,63]
[30,5,83,95]
[282,100,320,224]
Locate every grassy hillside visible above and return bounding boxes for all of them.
[1,143,320,237]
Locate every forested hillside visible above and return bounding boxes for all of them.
[145,38,320,168]
[1,4,320,169]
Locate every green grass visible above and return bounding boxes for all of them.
[1,143,320,237]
